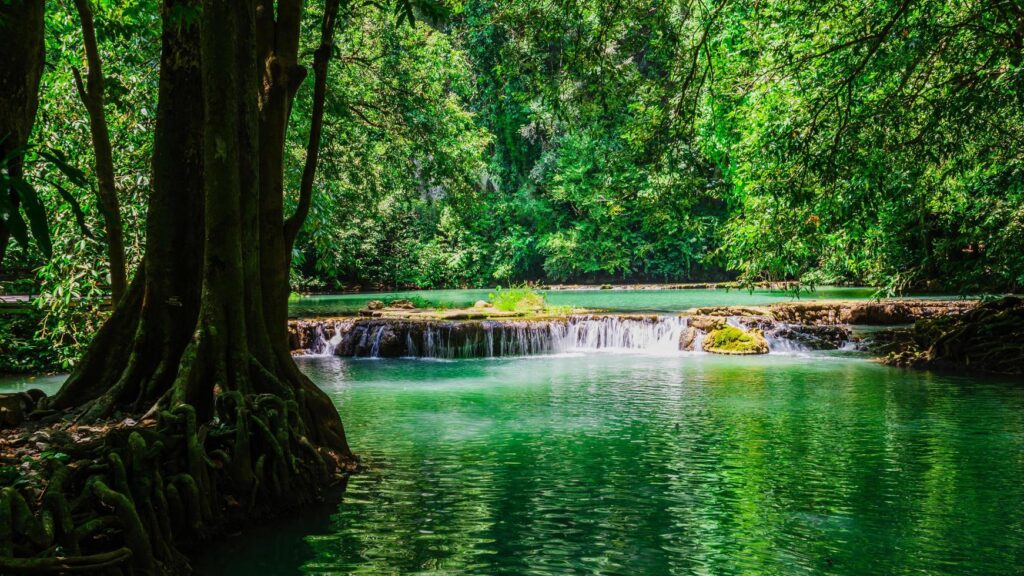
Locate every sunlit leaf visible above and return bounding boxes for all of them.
[10,177,53,258]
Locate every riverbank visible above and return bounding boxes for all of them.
[879,296,1024,375]
[0,392,356,574]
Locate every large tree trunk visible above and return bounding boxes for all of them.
[73,0,129,305]
[51,0,206,419]
[255,0,306,362]
[50,0,351,457]
[0,0,45,270]
[4,3,350,573]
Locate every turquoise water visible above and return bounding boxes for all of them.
[0,373,65,394]
[182,351,1024,576]
[289,287,924,316]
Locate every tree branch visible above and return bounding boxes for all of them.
[284,0,340,251]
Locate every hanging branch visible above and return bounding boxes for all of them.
[284,0,341,252]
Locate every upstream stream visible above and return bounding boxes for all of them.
[3,289,1021,575]
[287,286,929,316]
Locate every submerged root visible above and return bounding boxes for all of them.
[0,393,355,575]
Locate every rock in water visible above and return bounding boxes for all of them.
[679,326,699,351]
[389,299,416,309]
[366,300,385,310]
[702,326,769,355]
[688,315,726,332]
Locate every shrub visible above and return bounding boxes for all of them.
[488,285,546,312]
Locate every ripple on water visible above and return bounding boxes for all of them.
[189,352,1024,576]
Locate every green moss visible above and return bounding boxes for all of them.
[703,326,768,355]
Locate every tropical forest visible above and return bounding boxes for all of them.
[1,0,1023,574]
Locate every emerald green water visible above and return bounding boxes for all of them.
[184,352,1024,576]
[289,287,937,316]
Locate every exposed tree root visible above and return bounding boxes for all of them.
[0,393,356,575]
[883,296,1024,375]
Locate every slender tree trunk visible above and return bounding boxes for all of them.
[0,0,44,271]
[254,0,341,400]
[284,0,340,254]
[72,0,128,305]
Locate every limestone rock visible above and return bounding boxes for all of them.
[768,300,976,325]
[0,389,45,429]
[678,327,699,351]
[688,315,726,332]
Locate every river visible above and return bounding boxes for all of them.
[3,289,1019,575]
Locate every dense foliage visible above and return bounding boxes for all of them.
[2,0,1022,367]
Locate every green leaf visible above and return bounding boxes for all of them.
[10,177,53,258]
[0,175,30,250]
[49,180,93,238]
[38,148,90,188]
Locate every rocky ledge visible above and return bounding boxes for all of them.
[770,299,976,325]
[288,298,984,360]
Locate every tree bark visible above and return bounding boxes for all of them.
[72,0,128,306]
[255,0,307,361]
[0,0,45,271]
[52,0,206,416]
[51,0,351,459]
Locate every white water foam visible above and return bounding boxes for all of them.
[303,315,829,358]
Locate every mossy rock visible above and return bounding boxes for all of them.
[702,326,769,355]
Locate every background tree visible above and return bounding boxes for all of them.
[0,0,45,270]
[71,0,128,305]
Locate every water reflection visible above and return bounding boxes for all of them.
[197,353,1024,575]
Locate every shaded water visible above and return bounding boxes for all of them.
[289,286,935,317]
[194,352,1024,575]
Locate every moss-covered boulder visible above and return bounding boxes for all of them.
[702,326,769,355]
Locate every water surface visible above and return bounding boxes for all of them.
[194,352,1024,575]
[289,287,943,316]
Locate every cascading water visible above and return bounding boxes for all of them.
[417,316,686,359]
[297,315,853,359]
[309,321,344,356]
[763,331,812,353]
[549,316,687,354]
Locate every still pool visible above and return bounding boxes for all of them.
[287,286,960,316]
[187,351,1023,575]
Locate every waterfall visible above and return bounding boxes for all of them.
[548,316,687,354]
[691,329,706,352]
[309,316,691,359]
[297,315,853,359]
[763,331,812,353]
[309,321,345,356]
